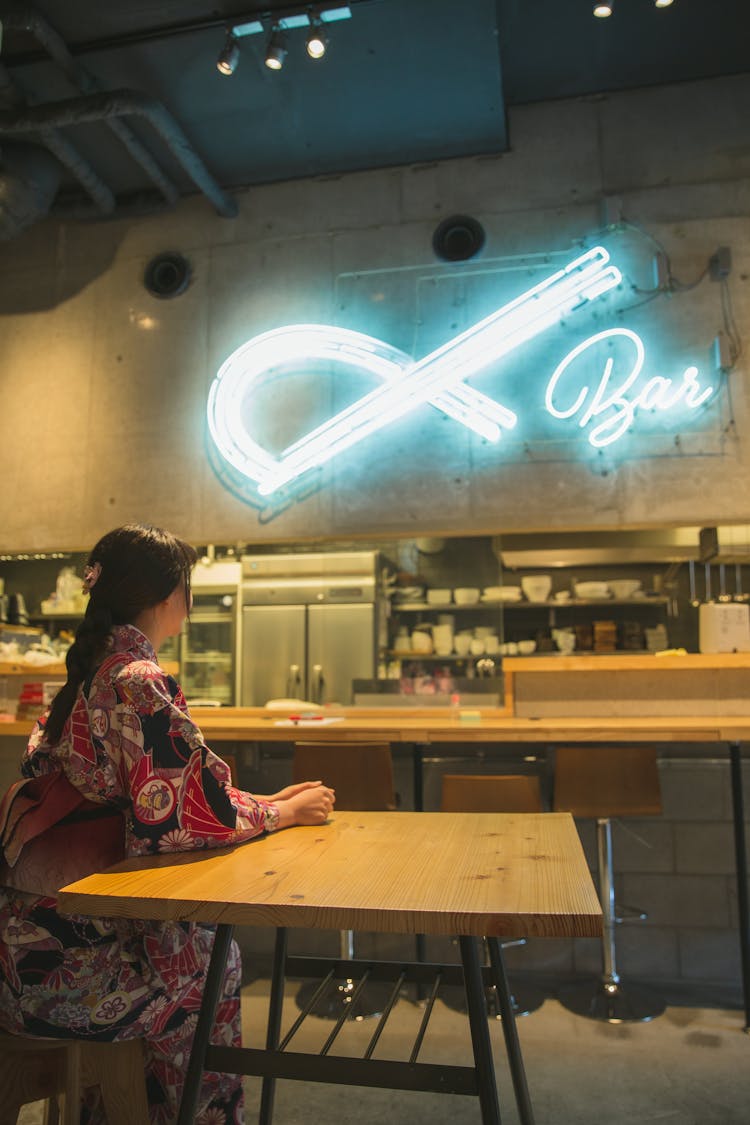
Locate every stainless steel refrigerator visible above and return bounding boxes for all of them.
[240,552,380,705]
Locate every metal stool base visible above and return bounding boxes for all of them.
[558,979,666,1024]
[295,978,395,1021]
[441,982,546,1019]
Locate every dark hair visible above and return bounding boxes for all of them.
[44,525,197,744]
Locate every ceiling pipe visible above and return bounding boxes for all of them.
[0,59,114,214]
[1,7,178,207]
[1,7,236,217]
[0,87,238,218]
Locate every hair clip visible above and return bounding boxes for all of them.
[82,562,102,592]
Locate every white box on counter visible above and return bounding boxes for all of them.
[698,602,750,652]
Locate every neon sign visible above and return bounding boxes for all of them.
[544,328,714,448]
[207,245,713,500]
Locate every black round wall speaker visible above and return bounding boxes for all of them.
[432,215,486,262]
[144,252,192,298]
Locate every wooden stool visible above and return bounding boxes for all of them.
[553,745,665,1023]
[0,1032,149,1125]
[440,774,546,1020]
[293,742,398,1019]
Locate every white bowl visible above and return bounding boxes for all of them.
[574,581,610,599]
[454,587,480,605]
[454,635,472,655]
[517,640,537,656]
[427,588,452,604]
[608,579,642,600]
[521,575,552,603]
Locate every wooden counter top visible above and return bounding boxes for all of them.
[503,653,750,672]
[3,706,750,744]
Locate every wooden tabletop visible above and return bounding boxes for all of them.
[58,811,602,940]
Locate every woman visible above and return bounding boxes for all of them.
[0,525,335,1124]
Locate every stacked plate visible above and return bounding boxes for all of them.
[574,581,610,600]
[483,585,522,602]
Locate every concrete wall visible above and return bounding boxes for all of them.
[0,74,748,551]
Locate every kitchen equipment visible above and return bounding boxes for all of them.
[454,634,472,656]
[454,587,480,605]
[699,602,750,653]
[181,560,241,705]
[241,552,380,705]
[517,640,537,655]
[552,628,576,654]
[521,575,552,603]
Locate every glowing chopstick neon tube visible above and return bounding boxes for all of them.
[206,246,621,496]
[257,255,621,494]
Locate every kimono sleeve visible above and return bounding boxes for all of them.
[114,660,279,855]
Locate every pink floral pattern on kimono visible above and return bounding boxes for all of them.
[0,624,280,1125]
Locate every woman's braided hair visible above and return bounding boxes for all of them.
[44,525,197,744]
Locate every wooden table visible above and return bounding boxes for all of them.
[176,709,750,1032]
[60,810,602,1125]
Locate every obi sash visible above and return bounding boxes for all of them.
[0,771,125,898]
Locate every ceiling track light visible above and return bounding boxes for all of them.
[216,30,240,75]
[654,0,675,7]
[306,15,328,59]
[593,2,613,15]
[265,26,288,70]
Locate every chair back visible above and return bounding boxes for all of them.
[553,745,662,818]
[293,742,397,811]
[440,773,542,814]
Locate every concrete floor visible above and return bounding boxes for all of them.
[17,980,750,1125]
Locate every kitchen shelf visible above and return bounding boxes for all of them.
[502,597,669,609]
[183,653,232,664]
[393,602,502,611]
[393,598,668,611]
[386,652,472,661]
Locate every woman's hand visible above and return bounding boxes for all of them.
[274,783,335,828]
[261,780,326,803]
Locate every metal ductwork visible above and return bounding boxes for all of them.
[0,140,60,237]
[495,526,750,569]
[0,5,237,235]
[494,528,705,569]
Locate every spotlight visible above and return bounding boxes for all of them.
[216,31,240,75]
[265,27,288,70]
[593,1,613,15]
[306,17,327,59]
[654,0,674,7]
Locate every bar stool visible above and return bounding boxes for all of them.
[292,741,398,1019]
[553,745,666,1023]
[0,1031,149,1125]
[440,773,546,1019]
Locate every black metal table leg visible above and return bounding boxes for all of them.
[177,922,235,1125]
[459,935,502,1125]
[259,927,288,1125]
[729,742,750,1032]
[487,937,535,1125]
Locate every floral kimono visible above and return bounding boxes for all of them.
[0,624,280,1125]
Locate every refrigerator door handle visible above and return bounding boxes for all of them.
[311,663,324,704]
[287,663,302,697]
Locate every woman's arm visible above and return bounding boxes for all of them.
[114,662,334,854]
